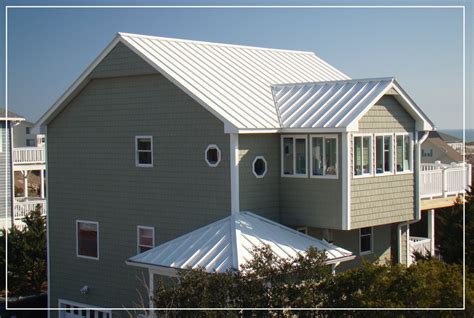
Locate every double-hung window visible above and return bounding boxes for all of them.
[375,135,393,175]
[76,220,99,260]
[359,227,373,255]
[135,136,153,167]
[353,135,372,176]
[310,135,338,178]
[137,226,155,253]
[281,136,307,177]
[396,134,413,172]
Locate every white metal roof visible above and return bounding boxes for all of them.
[272,77,434,131]
[126,211,355,274]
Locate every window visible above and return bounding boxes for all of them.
[252,156,267,178]
[76,221,99,259]
[296,227,308,234]
[281,136,307,177]
[135,136,153,167]
[397,134,413,172]
[359,227,373,255]
[58,300,111,318]
[421,148,432,157]
[26,139,35,147]
[375,135,393,175]
[205,144,221,167]
[26,127,31,134]
[353,135,372,176]
[310,135,338,178]
[137,226,155,254]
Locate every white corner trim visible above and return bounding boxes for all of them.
[252,156,267,178]
[230,134,239,214]
[205,144,222,167]
[342,132,351,230]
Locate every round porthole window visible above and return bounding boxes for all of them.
[252,156,267,178]
[205,144,221,167]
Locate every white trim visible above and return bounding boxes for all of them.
[76,220,99,260]
[58,299,112,318]
[341,132,351,230]
[352,133,373,178]
[359,226,373,255]
[394,132,414,174]
[45,125,50,313]
[230,134,239,214]
[135,136,153,168]
[252,156,267,178]
[309,134,339,179]
[374,133,394,176]
[137,225,155,254]
[204,144,221,167]
[280,135,308,178]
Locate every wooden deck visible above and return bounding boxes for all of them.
[421,196,462,210]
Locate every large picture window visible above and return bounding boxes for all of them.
[375,135,393,175]
[310,135,338,178]
[281,136,307,177]
[396,134,413,172]
[76,220,99,259]
[353,135,372,176]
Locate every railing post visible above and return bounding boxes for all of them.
[442,168,448,197]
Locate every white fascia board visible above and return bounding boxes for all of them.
[235,127,347,134]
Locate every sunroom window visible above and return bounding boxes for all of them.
[375,135,393,174]
[396,134,413,172]
[311,135,338,177]
[353,136,372,176]
[282,136,307,176]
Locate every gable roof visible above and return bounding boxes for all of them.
[126,211,355,274]
[272,77,434,131]
[36,33,433,132]
[431,131,462,143]
[0,108,25,121]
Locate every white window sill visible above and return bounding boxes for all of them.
[77,255,99,261]
[359,250,373,256]
[310,175,339,180]
[281,173,308,178]
[375,172,394,177]
[136,164,153,168]
[353,173,373,179]
[395,170,413,175]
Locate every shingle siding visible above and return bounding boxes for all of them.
[48,46,230,316]
[350,95,416,229]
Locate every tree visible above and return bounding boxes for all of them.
[0,205,47,296]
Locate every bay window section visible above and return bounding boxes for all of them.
[353,135,372,176]
[311,135,338,178]
[396,134,413,172]
[282,136,307,177]
[375,135,393,175]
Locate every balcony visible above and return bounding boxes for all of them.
[13,197,47,229]
[420,162,472,200]
[13,147,45,166]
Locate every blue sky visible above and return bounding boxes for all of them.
[1,2,472,129]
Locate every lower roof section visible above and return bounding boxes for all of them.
[126,211,355,274]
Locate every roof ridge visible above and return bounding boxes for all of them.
[271,76,395,88]
[117,32,315,55]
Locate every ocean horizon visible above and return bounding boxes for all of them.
[438,129,474,142]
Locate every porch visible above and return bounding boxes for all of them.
[13,197,47,229]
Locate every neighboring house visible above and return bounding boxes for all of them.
[429,131,464,154]
[421,131,464,164]
[0,108,47,230]
[13,120,37,147]
[35,33,470,317]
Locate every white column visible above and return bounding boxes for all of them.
[23,170,29,198]
[230,133,240,214]
[40,169,45,198]
[428,209,435,255]
[148,269,155,318]
[406,222,411,266]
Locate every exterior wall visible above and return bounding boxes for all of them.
[280,134,343,229]
[238,134,280,221]
[0,122,12,229]
[13,121,36,147]
[350,95,416,229]
[48,45,230,316]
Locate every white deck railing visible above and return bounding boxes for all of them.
[13,147,45,165]
[410,236,431,263]
[13,198,47,226]
[420,162,472,199]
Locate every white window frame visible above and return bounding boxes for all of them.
[76,220,99,260]
[310,134,339,179]
[137,225,155,254]
[252,156,268,178]
[58,299,112,318]
[205,144,221,167]
[135,136,153,168]
[352,133,373,178]
[374,133,394,176]
[281,135,308,178]
[395,133,414,174]
[359,226,373,255]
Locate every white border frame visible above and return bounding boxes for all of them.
[352,133,373,178]
[309,134,339,179]
[135,136,153,168]
[76,220,99,261]
[374,133,394,176]
[137,225,155,254]
[205,144,221,167]
[280,135,308,178]
[359,226,374,256]
[252,156,267,178]
[395,132,414,174]
[58,299,112,318]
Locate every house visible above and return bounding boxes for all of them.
[13,120,45,147]
[421,131,464,164]
[0,108,47,230]
[35,32,459,316]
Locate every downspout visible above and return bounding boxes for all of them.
[414,131,429,220]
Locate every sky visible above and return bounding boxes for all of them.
[1,2,472,129]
